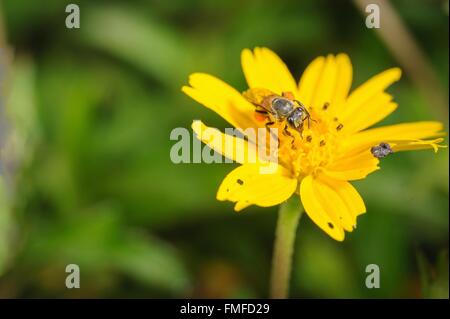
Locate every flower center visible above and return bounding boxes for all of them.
[280,110,341,178]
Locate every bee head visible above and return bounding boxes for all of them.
[287,108,304,128]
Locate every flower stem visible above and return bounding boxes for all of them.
[270,196,303,299]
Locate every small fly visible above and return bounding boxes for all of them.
[371,142,394,158]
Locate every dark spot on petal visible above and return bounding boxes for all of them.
[320,140,326,147]
[306,136,312,143]
[322,102,329,110]
[327,222,334,229]
[226,188,230,192]
[333,117,338,122]
[336,124,344,131]
[237,179,244,185]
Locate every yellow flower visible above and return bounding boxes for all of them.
[182,47,445,241]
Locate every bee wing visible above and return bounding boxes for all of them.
[243,88,277,113]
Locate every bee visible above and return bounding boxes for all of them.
[244,89,313,140]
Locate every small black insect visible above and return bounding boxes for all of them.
[371,142,393,158]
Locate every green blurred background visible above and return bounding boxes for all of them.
[0,0,448,298]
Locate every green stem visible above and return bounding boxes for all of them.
[270,197,303,299]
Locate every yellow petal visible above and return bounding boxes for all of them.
[192,120,261,164]
[341,93,397,134]
[323,166,380,181]
[330,54,353,110]
[242,87,276,107]
[310,55,338,110]
[241,47,298,96]
[340,68,401,121]
[217,163,297,211]
[343,121,445,154]
[300,175,366,241]
[390,138,446,153]
[298,53,352,114]
[323,177,366,220]
[298,56,325,107]
[324,150,380,181]
[300,175,344,240]
[182,73,257,129]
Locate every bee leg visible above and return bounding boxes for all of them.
[296,123,304,139]
[265,120,275,128]
[303,108,316,129]
[283,125,295,146]
[265,121,279,144]
[294,100,307,109]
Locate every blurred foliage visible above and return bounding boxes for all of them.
[0,0,448,298]
[417,250,449,298]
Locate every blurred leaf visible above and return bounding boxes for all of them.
[0,56,36,276]
[0,176,14,275]
[3,57,39,171]
[81,5,190,88]
[417,250,449,299]
[112,232,190,294]
[24,204,190,295]
[294,229,359,298]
